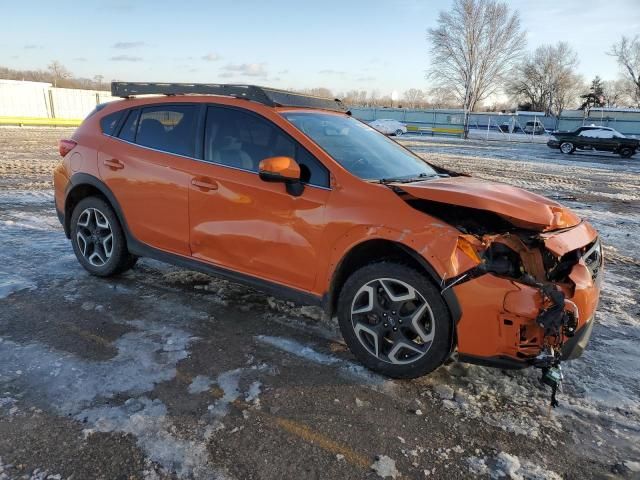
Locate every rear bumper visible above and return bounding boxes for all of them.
[55,204,70,238]
[547,140,560,148]
[56,205,64,226]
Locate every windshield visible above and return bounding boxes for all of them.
[281,112,437,181]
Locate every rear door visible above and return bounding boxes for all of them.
[98,104,200,255]
[187,105,331,291]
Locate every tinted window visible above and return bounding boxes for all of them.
[135,105,197,157]
[204,106,329,187]
[118,109,139,143]
[100,111,123,136]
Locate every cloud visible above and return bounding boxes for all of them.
[356,76,376,82]
[319,69,346,75]
[222,63,268,77]
[112,41,145,49]
[73,57,88,62]
[24,44,42,49]
[110,55,143,62]
[201,52,220,61]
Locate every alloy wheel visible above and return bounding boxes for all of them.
[350,277,435,365]
[75,208,114,267]
[560,142,573,154]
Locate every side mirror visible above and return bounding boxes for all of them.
[258,156,304,196]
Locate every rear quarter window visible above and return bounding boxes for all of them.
[100,111,124,136]
[118,109,140,143]
[136,105,197,157]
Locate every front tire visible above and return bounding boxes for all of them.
[337,262,452,379]
[395,129,403,136]
[560,142,575,154]
[70,196,136,277]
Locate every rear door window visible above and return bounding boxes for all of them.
[135,105,197,157]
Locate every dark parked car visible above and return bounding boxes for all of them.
[547,126,638,158]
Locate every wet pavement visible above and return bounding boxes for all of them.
[0,128,638,479]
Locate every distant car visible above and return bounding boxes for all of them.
[547,126,638,158]
[498,123,511,133]
[523,120,546,135]
[369,119,407,136]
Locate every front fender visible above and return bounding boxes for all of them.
[322,223,472,324]
[323,223,476,290]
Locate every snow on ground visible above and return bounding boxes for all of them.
[401,136,640,467]
[256,335,391,389]
[0,128,639,478]
[0,275,36,299]
[466,451,563,479]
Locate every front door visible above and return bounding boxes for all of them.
[188,105,331,292]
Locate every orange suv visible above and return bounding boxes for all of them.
[53,82,602,379]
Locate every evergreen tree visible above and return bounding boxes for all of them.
[580,76,605,111]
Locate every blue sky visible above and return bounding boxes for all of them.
[2,0,639,95]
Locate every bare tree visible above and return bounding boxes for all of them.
[47,60,71,87]
[609,36,640,105]
[93,75,106,90]
[343,90,370,107]
[402,88,426,108]
[300,87,334,99]
[368,89,380,107]
[507,42,582,117]
[427,86,460,108]
[601,79,640,107]
[427,0,525,136]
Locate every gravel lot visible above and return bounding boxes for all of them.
[0,127,638,479]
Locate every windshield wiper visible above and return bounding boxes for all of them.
[379,172,437,184]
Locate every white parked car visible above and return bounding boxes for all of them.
[368,119,408,136]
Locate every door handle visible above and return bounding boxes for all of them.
[103,158,124,170]
[191,178,218,191]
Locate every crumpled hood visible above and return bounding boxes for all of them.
[394,176,580,232]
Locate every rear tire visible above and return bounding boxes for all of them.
[70,196,136,277]
[560,142,575,154]
[337,262,452,379]
[619,147,634,158]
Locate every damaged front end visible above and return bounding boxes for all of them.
[393,181,603,404]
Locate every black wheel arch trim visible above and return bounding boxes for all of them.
[65,172,323,308]
[65,173,132,240]
[322,240,462,328]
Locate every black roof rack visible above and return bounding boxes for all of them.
[111,82,348,113]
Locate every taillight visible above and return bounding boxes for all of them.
[59,139,77,157]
